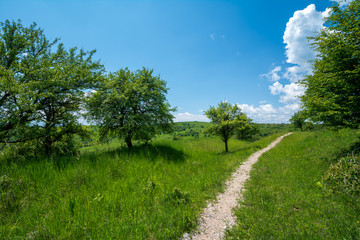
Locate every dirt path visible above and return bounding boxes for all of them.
[182,133,293,240]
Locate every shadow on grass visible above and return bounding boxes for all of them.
[0,143,186,172]
[81,143,186,164]
[119,144,186,163]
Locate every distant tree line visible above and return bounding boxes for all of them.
[0,20,175,157]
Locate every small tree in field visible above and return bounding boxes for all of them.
[85,68,175,148]
[236,118,259,141]
[205,101,248,152]
[290,111,307,131]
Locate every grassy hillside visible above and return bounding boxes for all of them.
[226,129,360,239]
[0,132,283,239]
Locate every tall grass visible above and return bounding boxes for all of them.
[226,129,360,239]
[0,133,283,239]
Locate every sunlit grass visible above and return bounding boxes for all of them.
[0,133,283,239]
[226,129,360,239]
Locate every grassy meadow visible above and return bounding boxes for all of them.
[1,124,359,239]
[0,123,284,239]
[226,128,360,239]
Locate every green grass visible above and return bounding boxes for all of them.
[226,129,360,239]
[0,133,283,239]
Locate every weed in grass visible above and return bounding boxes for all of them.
[166,187,191,205]
[323,156,360,196]
[69,197,76,216]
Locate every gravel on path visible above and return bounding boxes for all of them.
[182,133,293,240]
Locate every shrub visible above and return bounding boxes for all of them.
[173,135,181,141]
[323,156,360,196]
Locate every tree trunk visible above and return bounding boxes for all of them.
[125,135,133,148]
[225,139,229,152]
[45,136,53,158]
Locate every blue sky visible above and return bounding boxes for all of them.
[0,0,346,122]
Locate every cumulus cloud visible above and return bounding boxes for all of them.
[238,103,300,123]
[256,4,331,122]
[269,81,305,104]
[174,112,209,122]
[283,4,329,82]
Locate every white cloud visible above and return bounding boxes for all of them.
[238,103,300,123]
[210,33,215,40]
[256,3,330,123]
[261,66,282,82]
[332,0,354,7]
[174,112,209,122]
[84,89,97,97]
[283,4,329,82]
[269,81,305,104]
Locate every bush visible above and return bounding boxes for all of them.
[173,135,181,141]
[323,156,360,196]
[0,135,81,164]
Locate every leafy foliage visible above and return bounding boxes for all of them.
[85,68,175,148]
[300,0,360,128]
[205,101,248,152]
[0,20,104,157]
[236,118,260,141]
[290,111,307,131]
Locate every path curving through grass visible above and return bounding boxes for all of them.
[182,133,293,240]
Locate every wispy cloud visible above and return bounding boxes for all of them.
[260,66,282,82]
[210,33,215,40]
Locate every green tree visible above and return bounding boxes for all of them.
[204,101,248,152]
[0,20,104,157]
[236,118,260,141]
[290,111,307,131]
[300,0,360,128]
[85,68,175,148]
[0,20,56,143]
[30,44,104,157]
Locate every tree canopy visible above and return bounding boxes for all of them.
[205,101,248,152]
[0,20,104,156]
[236,118,259,141]
[290,111,306,131]
[85,68,175,148]
[300,0,360,128]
